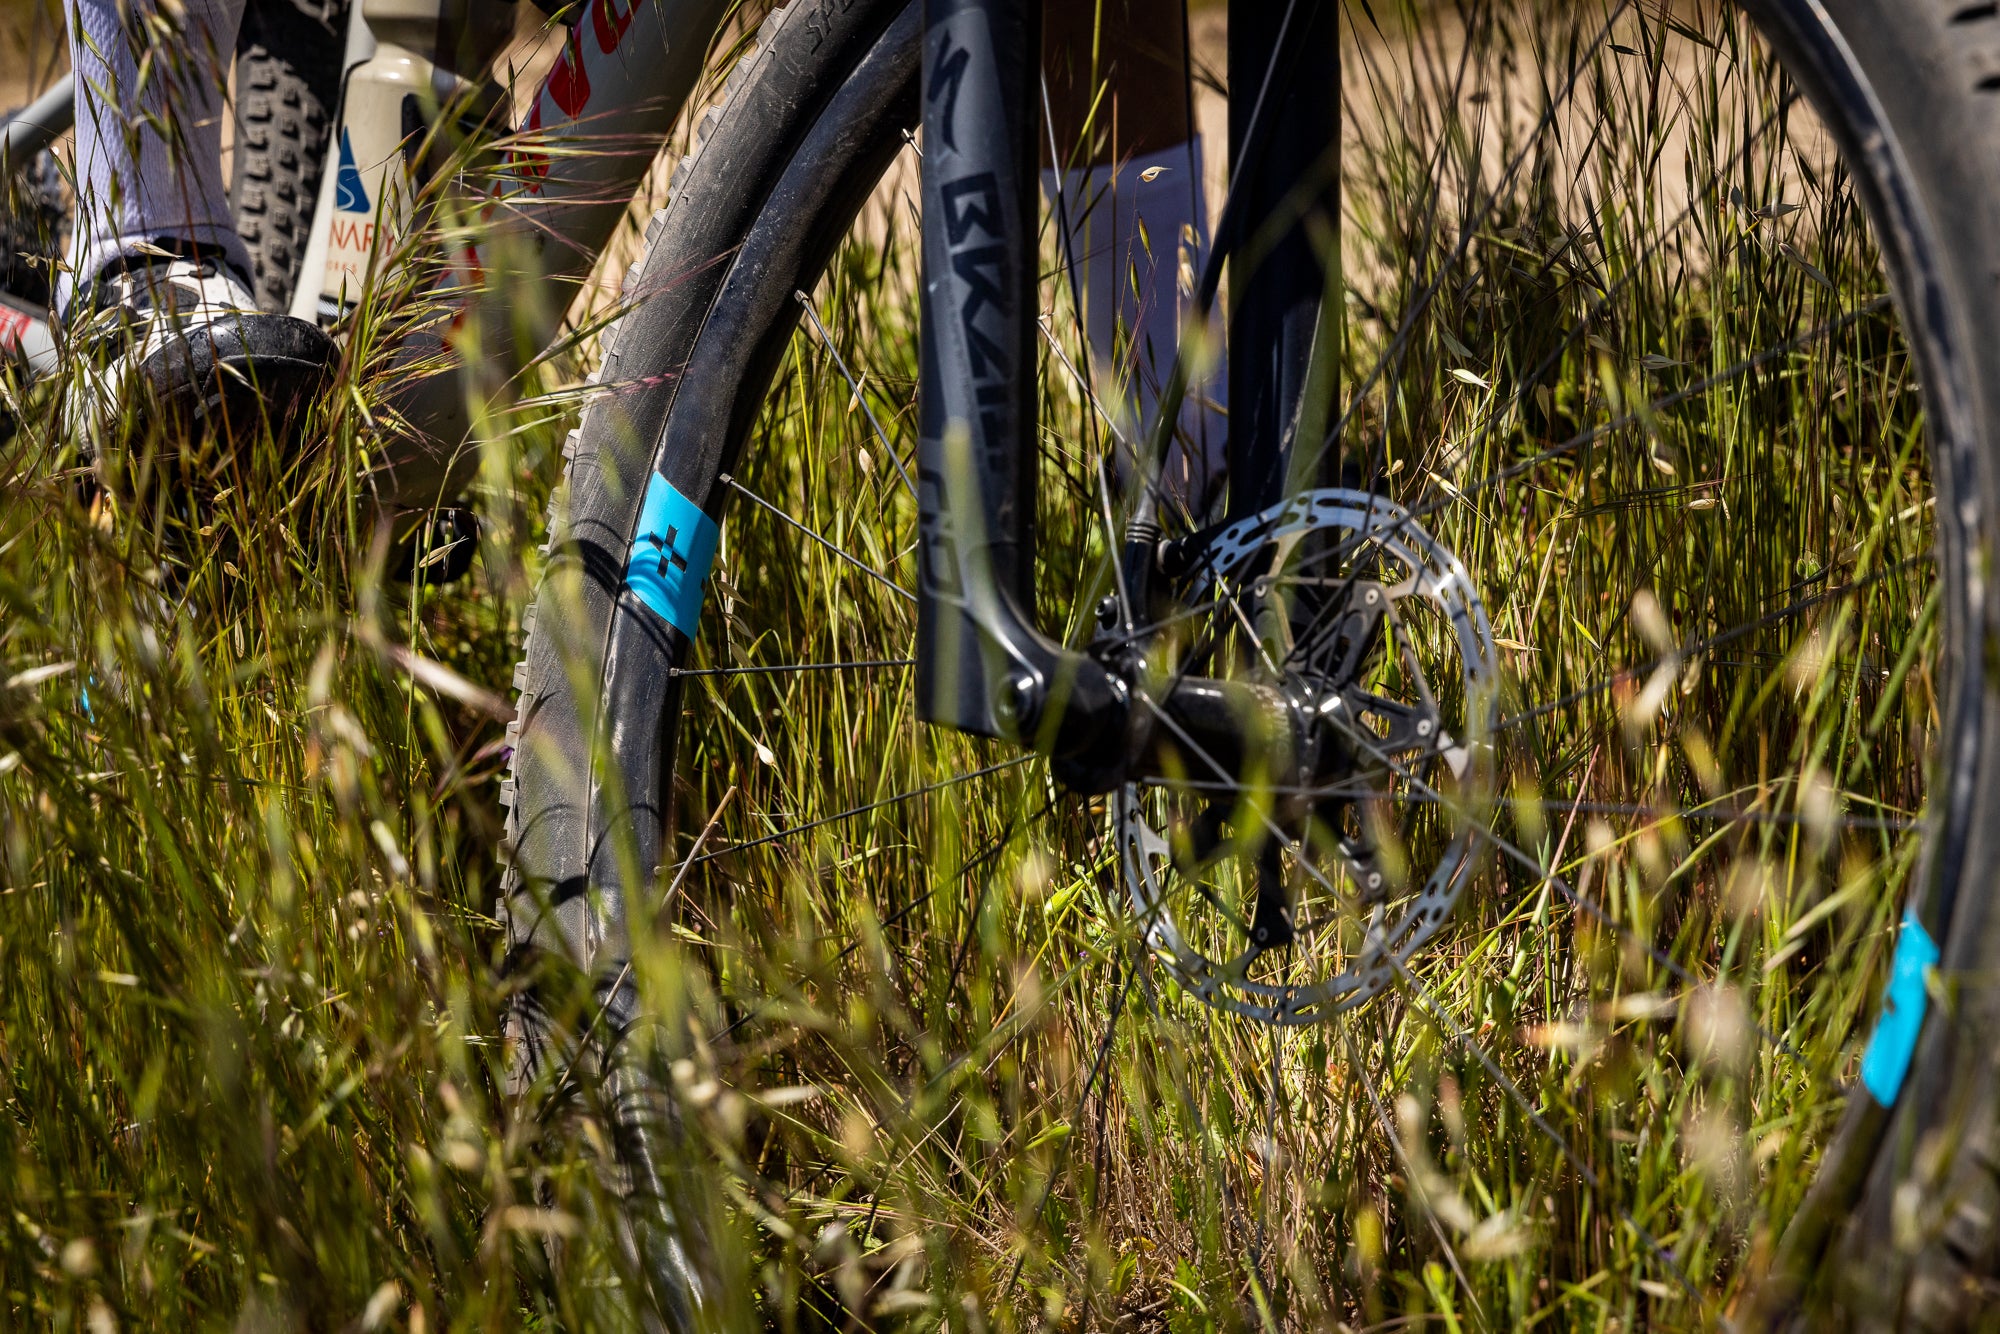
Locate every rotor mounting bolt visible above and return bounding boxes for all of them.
[1418,719,1434,736]
[1365,589,1380,605]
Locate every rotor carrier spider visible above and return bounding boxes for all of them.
[1113,489,1499,1025]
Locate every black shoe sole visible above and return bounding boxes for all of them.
[133,312,338,464]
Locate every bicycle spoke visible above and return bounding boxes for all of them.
[1186,742,1706,1301]
[1494,552,1924,737]
[1036,71,1117,476]
[794,288,919,501]
[716,792,1060,1045]
[1036,318,1129,457]
[1302,22,1804,511]
[1345,1025,1485,1319]
[1304,0,1641,482]
[718,471,917,604]
[693,754,1033,866]
[671,657,914,679]
[1001,961,1131,1299]
[1127,961,1264,1302]
[1278,294,1896,595]
[1304,688,1814,1066]
[1389,953,1702,1300]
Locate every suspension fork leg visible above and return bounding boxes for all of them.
[913,0,1301,791]
[1226,0,1342,516]
[917,0,1043,743]
[916,0,1132,767]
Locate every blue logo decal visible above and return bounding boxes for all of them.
[625,471,719,637]
[335,129,370,213]
[1858,909,1941,1106]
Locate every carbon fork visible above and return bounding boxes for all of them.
[913,0,1344,797]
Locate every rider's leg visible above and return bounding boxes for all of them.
[60,0,253,313]
[1043,0,1226,520]
[59,0,336,470]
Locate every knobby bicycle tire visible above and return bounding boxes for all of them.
[498,0,921,1322]
[230,0,350,312]
[500,0,2000,1324]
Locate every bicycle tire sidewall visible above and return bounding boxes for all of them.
[1751,0,2000,1317]
[504,0,918,948]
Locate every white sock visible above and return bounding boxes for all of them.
[60,0,252,315]
[1043,138,1228,518]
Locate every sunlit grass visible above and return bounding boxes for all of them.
[662,3,1934,1330]
[0,0,1941,1329]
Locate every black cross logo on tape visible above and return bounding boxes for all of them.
[651,525,688,576]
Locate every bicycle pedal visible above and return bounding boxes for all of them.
[389,505,479,586]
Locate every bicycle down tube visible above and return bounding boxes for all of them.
[299,0,734,317]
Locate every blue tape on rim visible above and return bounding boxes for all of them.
[624,471,719,638]
[1858,909,1940,1107]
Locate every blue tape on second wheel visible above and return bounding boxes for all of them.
[1858,909,1940,1106]
[625,471,719,637]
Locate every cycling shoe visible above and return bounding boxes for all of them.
[69,240,337,484]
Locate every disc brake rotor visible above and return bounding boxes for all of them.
[1119,489,1500,1025]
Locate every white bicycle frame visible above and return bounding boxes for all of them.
[0,0,737,364]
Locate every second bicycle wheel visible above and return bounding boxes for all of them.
[502,0,2000,1325]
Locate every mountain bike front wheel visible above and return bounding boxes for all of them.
[503,0,2000,1324]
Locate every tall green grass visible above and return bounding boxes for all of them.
[660,3,1935,1329]
[0,0,1941,1329]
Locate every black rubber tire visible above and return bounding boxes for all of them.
[505,0,2000,1324]
[496,0,919,1319]
[1755,5,2000,1326]
[0,136,66,310]
[501,0,919,983]
[230,0,350,313]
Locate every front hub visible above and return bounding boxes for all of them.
[1115,489,1499,1025]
